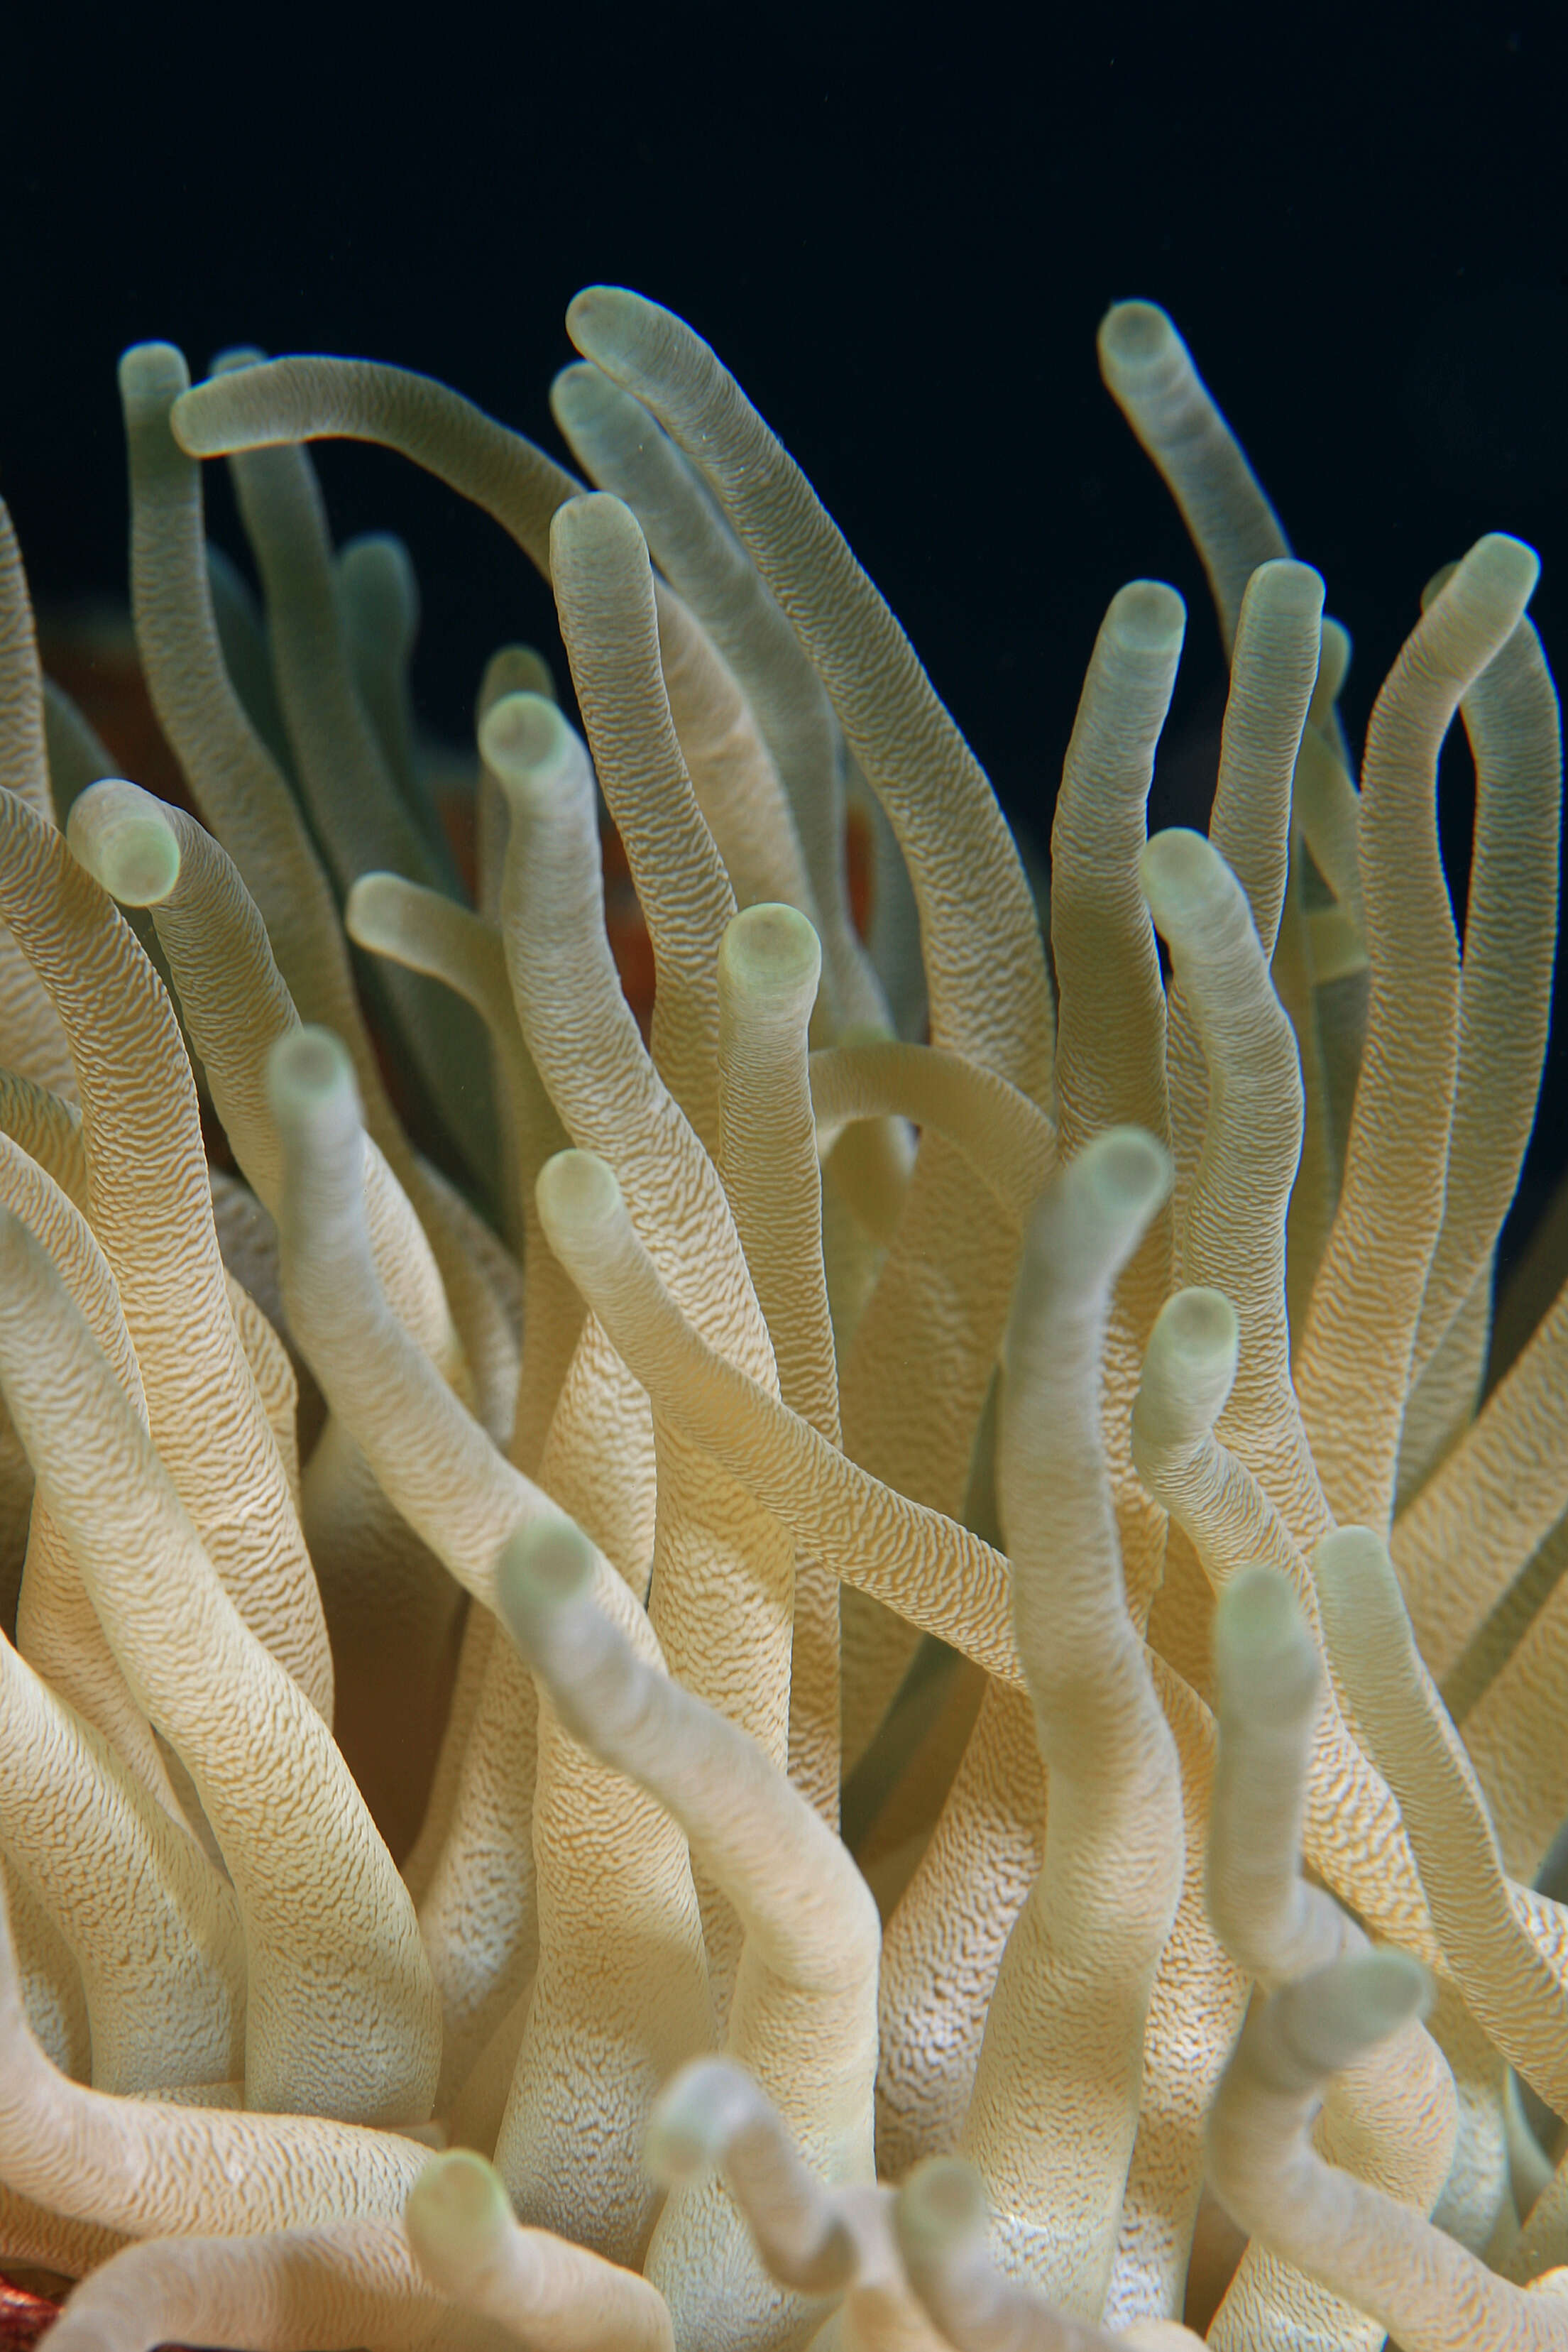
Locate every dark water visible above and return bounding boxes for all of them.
[6,0,1566,1257]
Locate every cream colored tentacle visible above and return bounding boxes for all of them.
[551,356,875,1033]
[42,2217,485,2352]
[0,1205,438,2127]
[1164,560,1321,1254]
[0,1630,245,2096]
[894,2157,1206,2352]
[498,1506,876,2349]
[267,1024,709,2261]
[216,375,494,1193]
[563,288,1051,1789]
[1205,1566,1457,2352]
[967,1131,1180,2309]
[1103,1661,1246,2329]
[561,289,1052,1097]
[808,1042,1053,1224]
[344,871,577,1474]
[1140,828,1324,1546]
[1294,535,1540,1531]
[486,676,791,1769]
[65,777,470,1853]
[0,1874,429,2236]
[0,789,329,1717]
[1050,583,1180,1629]
[1096,301,1290,657]
[1133,1288,1438,1963]
[336,533,451,873]
[530,1161,1016,1682]
[0,501,75,1097]
[1208,1952,1565,2351]
[1410,611,1559,1389]
[718,904,842,1822]
[0,1129,177,1819]
[1393,1274,1568,1678]
[407,2153,673,2352]
[1317,1530,1568,2113]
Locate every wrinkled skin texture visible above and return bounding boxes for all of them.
[0,289,1563,2352]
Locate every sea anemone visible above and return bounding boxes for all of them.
[0,284,1563,2352]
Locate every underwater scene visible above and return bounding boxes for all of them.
[1,9,1566,2350]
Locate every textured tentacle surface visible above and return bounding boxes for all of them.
[0,281,1559,2352]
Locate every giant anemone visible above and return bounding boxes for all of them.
[0,287,1562,2352]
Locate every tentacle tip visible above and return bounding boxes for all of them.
[1312,1525,1406,1637]
[1251,557,1327,619]
[168,381,227,458]
[265,1024,359,1132]
[1082,1123,1174,1222]
[535,1147,625,1247]
[494,1517,597,1651]
[566,284,647,358]
[1474,529,1542,589]
[894,2157,989,2257]
[1097,299,1179,376]
[1108,578,1187,656]
[478,689,574,792]
[209,344,266,378]
[405,2149,512,2286]
[1139,826,1229,930]
[118,340,190,411]
[1447,530,1542,620]
[344,871,406,954]
[549,488,648,567]
[645,2058,757,2184]
[720,902,823,1007]
[1154,1284,1239,1368]
[1214,1562,1319,1707]
[1276,1947,1433,2079]
[549,357,620,432]
[67,779,181,907]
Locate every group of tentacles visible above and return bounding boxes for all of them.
[0,283,1563,2352]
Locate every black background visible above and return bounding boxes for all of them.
[4,1,1567,1245]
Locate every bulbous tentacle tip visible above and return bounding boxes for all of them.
[1213,1563,1320,1712]
[265,1024,360,1142]
[1441,531,1542,632]
[67,779,182,908]
[478,689,576,798]
[720,902,822,1010]
[565,284,655,362]
[1151,1283,1240,1372]
[337,531,420,635]
[1097,300,1183,378]
[549,357,626,437]
[1249,556,1327,620]
[549,491,653,591]
[535,1147,625,1250]
[344,871,417,959]
[644,2057,760,2185]
[1139,826,1234,934]
[1106,578,1188,657]
[1313,1526,1408,1641]
[1075,1123,1173,1225]
[117,340,190,411]
[405,2148,512,2286]
[493,1516,596,1656]
[1134,1286,1240,1461]
[208,345,265,379]
[1272,1948,1433,2084]
[894,2155,988,2257]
